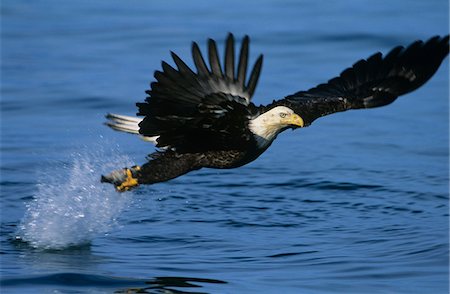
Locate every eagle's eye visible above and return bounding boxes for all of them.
[279,113,287,118]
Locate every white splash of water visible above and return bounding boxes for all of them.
[18,145,134,250]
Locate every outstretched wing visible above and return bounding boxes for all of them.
[267,35,449,126]
[137,34,263,152]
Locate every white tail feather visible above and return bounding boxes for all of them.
[105,113,159,144]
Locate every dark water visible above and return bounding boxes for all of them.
[1,0,449,293]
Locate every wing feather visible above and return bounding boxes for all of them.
[237,35,249,88]
[246,54,263,97]
[137,34,263,152]
[224,33,235,80]
[192,42,210,76]
[208,39,223,77]
[267,35,449,125]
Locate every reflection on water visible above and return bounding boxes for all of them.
[117,277,227,294]
[2,273,227,294]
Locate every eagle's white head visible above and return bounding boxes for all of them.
[248,106,304,148]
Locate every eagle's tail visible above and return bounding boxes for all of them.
[104,113,158,144]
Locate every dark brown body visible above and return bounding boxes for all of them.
[137,143,266,185]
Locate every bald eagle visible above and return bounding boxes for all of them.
[101,34,449,192]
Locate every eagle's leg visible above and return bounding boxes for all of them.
[101,151,204,192]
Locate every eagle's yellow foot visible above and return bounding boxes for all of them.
[101,166,141,192]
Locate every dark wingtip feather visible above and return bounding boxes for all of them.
[441,34,449,46]
[208,38,223,77]
[246,54,263,97]
[237,35,249,87]
[170,51,194,76]
[154,70,164,80]
[224,33,235,80]
[161,61,179,81]
[192,41,210,76]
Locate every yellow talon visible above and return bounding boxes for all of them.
[116,168,139,192]
[101,165,141,192]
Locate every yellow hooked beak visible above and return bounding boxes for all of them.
[283,113,304,128]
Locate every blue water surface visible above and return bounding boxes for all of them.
[1,0,449,293]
